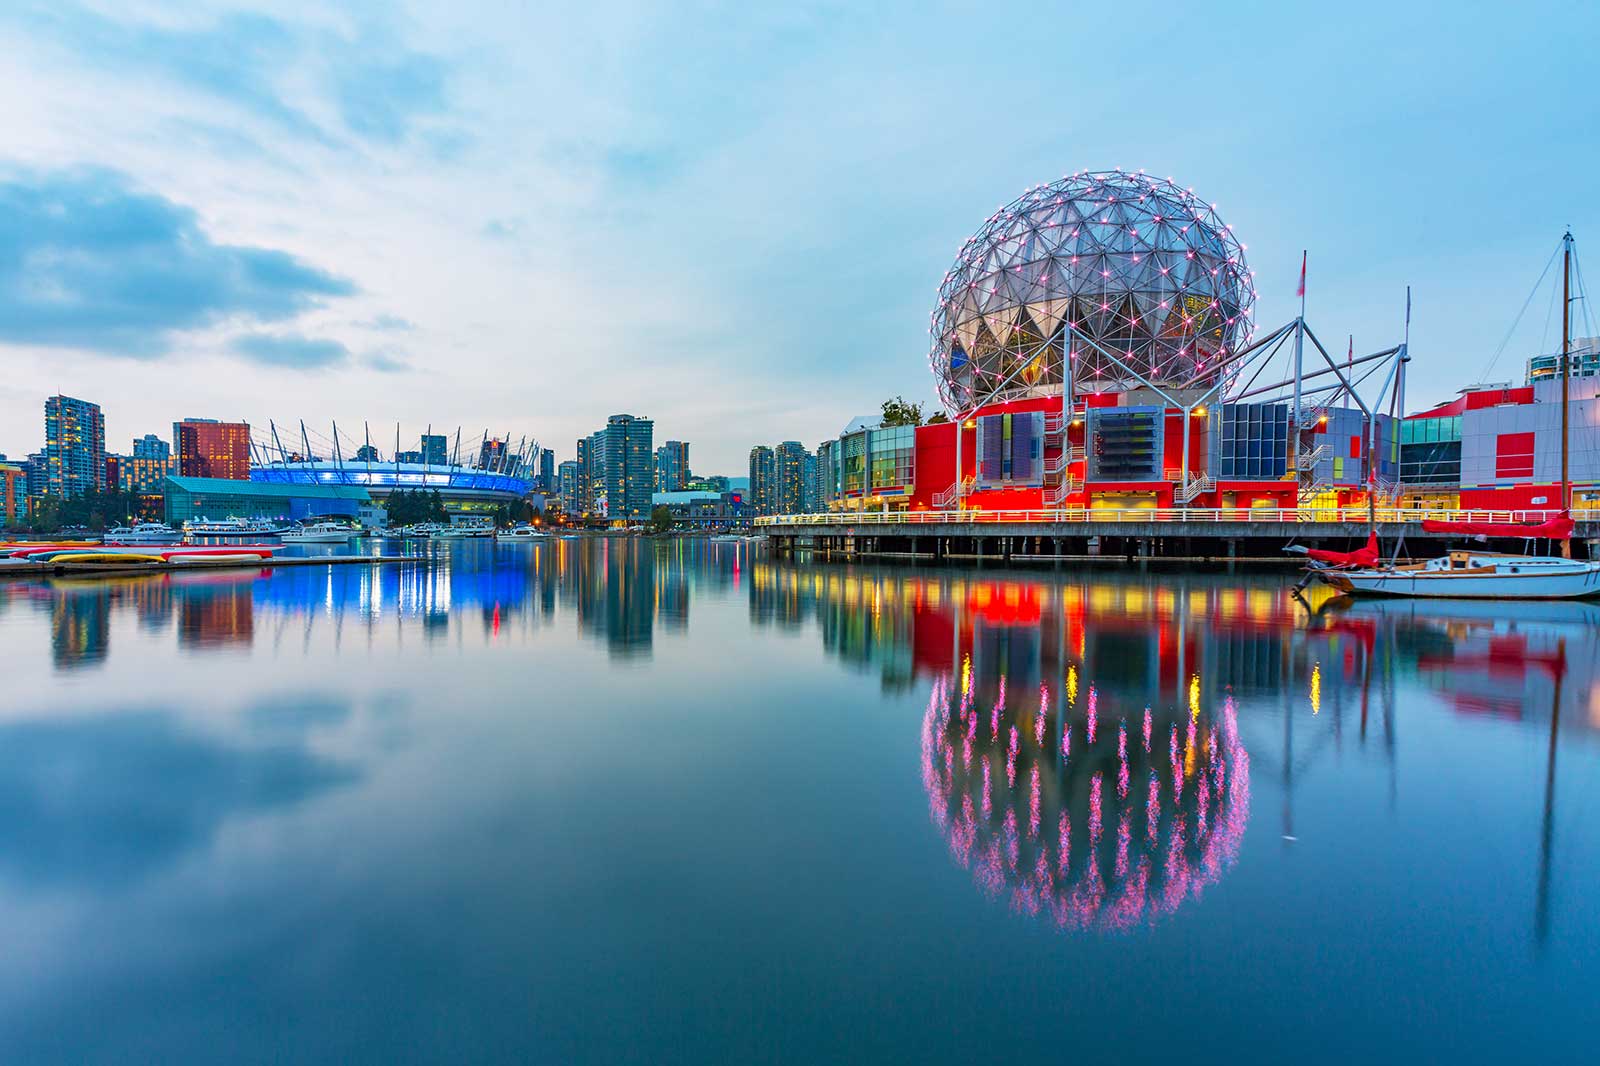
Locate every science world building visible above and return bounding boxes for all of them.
[816,169,1407,515]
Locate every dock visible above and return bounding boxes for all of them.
[757,508,1600,565]
[0,553,425,579]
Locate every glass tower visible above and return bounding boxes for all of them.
[600,415,654,521]
[45,394,106,497]
[174,418,251,480]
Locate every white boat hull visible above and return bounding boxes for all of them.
[1321,555,1600,600]
[279,531,354,543]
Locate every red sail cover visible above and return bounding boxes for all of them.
[1421,513,1574,540]
[1305,530,1379,568]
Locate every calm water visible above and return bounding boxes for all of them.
[0,539,1594,1063]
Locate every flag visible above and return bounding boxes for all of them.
[1296,251,1306,298]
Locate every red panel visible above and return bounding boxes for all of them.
[1409,386,1534,420]
[910,421,955,508]
[965,485,1046,509]
[1466,386,1534,410]
[1349,435,1362,458]
[1494,432,1535,479]
[1159,411,1210,473]
[1460,485,1563,509]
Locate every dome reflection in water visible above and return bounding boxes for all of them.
[921,658,1249,932]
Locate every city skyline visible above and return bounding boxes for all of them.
[2,3,1597,472]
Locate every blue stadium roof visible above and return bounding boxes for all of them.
[165,476,371,500]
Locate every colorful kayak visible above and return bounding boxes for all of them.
[5,545,278,559]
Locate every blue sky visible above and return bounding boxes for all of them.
[1,0,1597,472]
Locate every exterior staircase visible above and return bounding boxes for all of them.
[1044,479,1082,507]
[932,475,975,509]
[1295,444,1329,470]
[1176,475,1215,504]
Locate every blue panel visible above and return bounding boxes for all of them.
[1011,413,1037,481]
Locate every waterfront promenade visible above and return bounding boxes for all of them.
[757,506,1600,561]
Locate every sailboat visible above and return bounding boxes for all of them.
[1302,232,1600,599]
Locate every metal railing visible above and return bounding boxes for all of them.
[930,476,974,509]
[1176,476,1216,504]
[756,507,1598,528]
[1044,445,1085,477]
[1295,444,1329,470]
[1043,478,1084,506]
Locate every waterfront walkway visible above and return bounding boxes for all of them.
[755,507,1600,562]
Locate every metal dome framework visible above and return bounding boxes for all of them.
[930,170,1256,412]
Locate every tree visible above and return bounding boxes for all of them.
[926,411,950,424]
[26,488,140,533]
[881,395,924,427]
[383,488,447,527]
[648,505,675,533]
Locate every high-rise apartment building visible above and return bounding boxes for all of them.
[748,445,776,516]
[596,414,654,521]
[22,452,47,499]
[575,436,594,515]
[538,448,555,493]
[132,434,170,461]
[174,418,251,480]
[775,441,806,514]
[802,450,821,513]
[654,441,690,492]
[1,459,26,525]
[420,434,449,466]
[45,394,106,497]
[558,460,582,513]
[479,437,506,471]
[121,433,175,497]
[119,455,174,496]
[354,444,381,462]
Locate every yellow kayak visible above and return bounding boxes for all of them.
[56,553,165,565]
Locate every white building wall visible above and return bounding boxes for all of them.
[1460,378,1600,490]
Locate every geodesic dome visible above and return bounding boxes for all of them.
[930,170,1255,411]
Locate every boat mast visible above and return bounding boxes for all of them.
[1560,231,1573,558]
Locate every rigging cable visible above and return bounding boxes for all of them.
[1477,244,1560,383]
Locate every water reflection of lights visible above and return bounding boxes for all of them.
[921,669,1241,934]
[921,672,1249,933]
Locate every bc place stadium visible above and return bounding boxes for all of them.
[246,422,541,512]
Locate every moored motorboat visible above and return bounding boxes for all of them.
[184,516,286,540]
[498,524,549,541]
[103,522,183,546]
[279,520,356,544]
[434,517,496,539]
